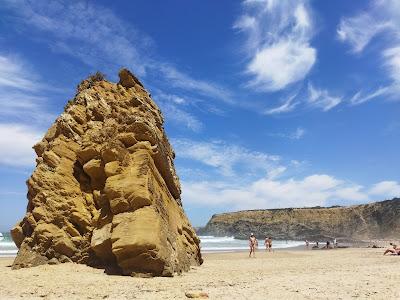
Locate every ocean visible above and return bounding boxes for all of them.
[0,233,304,257]
[0,232,18,257]
[199,236,304,253]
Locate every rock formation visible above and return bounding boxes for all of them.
[11,69,202,276]
[198,198,400,241]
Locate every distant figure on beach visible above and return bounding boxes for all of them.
[305,240,309,249]
[267,237,273,252]
[264,236,270,251]
[312,241,319,249]
[249,233,258,257]
[333,238,337,248]
[383,243,400,255]
[325,241,331,249]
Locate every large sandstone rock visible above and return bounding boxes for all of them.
[11,69,202,276]
[198,198,400,241]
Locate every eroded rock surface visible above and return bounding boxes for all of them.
[11,69,202,276]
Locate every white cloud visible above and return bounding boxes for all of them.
[247,41,316,91]
[182,174,340,210]
[235,0,316,91]
[182,175,399,210]
[0,55,58,168]
[333,185,368,202]
[175,137,399,210]
[307,83,342,111]
[173,138,280,177]
[369,181,400,197]
[264,94,299,115]
[0,124,42,167]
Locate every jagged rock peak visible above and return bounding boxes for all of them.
[11,68,202,276]
[118,68,144,88]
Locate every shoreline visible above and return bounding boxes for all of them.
[1,248,399,299]
[1,241,393,259]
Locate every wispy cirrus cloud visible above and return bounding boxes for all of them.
[349,86,390,105]
[0,55,40,91]
[172,138,281,178]
[338,0,400,104]
[264,94,300,115]
[154,92,203,133]
[268,127,306,140]
[337,13,391,54]
[2,0,231,104]
[3,0,151,76]
[0,54,54,167]
[0,54,57,124]
[155,64,233,103]
[0,90,56,124]
[383,46,400,92]
[307,83,342,111]
[234,0,316,91]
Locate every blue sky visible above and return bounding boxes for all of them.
[0,0,399,230]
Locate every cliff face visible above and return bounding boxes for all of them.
[199,198,400,241]
[10,69,202,276]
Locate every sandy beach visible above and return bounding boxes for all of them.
[0,248,399,299]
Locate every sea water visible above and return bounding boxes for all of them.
[0,232,18,257]
[199,236,304,253]
[0,232,305,257]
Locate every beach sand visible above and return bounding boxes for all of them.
[0,248,399,299]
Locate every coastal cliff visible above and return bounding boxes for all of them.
[11,69,202,276]
[199,198,400,241]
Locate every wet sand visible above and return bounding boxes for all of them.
[1,248,399,299]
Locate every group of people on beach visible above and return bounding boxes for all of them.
[305,239,337,249]
[248,233,272,257]
[249,233,400,257]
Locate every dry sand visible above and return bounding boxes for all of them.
[0,248,399,299]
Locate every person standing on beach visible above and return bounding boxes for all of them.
[267,237,273,252]
[249,233,258,257]
[264,236,270,251]
[305,240,309,249]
